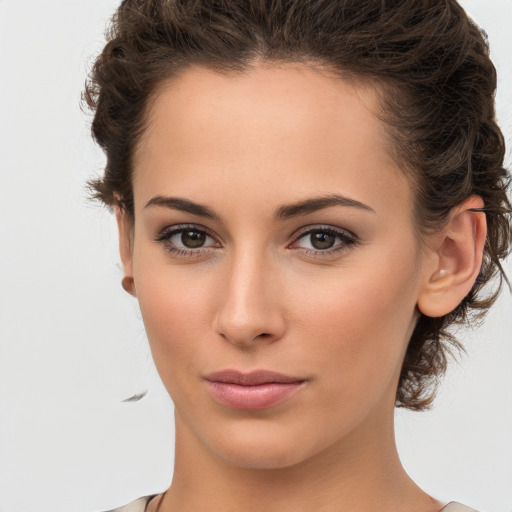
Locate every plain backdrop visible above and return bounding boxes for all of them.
[0,1,511,511]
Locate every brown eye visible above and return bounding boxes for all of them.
[155,224,221,256]
[181,230,206,248]
[290,225,357,256]
[309,231,335,250]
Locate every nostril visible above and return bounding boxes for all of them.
[257,333,271,338]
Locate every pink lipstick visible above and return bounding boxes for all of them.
[204,370,305,410]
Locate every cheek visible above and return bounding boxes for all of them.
[132,255,218,383]
[290,249,420,400]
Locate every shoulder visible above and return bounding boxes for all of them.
[104,497,479,512]
[104,494,163,512]
[441,503,480,512]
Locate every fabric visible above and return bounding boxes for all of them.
[106,495,479,512]
[442,504,480,512]
[106,494,159,512]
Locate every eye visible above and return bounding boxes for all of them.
[155,224,221,256]
[178,229,208,248]
[289,226,357,256]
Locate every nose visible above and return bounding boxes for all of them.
[213,251,286,348]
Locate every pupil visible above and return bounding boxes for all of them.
[182,230,206,248]
[311,232,335,250]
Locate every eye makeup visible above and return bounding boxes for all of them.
[288,224,358,258]
[154,223,359,259]
[155,223,221,258]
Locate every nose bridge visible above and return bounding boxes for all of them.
[214,245,284,346]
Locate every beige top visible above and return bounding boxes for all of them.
[106,494,480,512]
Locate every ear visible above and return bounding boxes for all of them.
[114,204,137,297]
[417,195,487,318]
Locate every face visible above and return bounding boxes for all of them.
[122,63,432,469]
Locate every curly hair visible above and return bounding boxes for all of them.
[83,0,511,410]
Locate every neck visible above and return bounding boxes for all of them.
[159,406,442,512]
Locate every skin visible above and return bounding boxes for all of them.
[116,62,487,512]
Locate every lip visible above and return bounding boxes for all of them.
[204,370,306,410]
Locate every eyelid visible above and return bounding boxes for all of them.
[290,224,357,244]
[155,223,220,244]
[154,223,222,258]
[287,224,358,254]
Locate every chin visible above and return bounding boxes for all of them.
[196,418,335,471]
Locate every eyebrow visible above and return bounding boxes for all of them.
[273,193,376,220]
[144,193,375,220]
[145,196,221,221]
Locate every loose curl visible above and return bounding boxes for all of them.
[83,0,511,410]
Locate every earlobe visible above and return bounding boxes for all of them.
[114,204,137,298]
[417,195,487,318]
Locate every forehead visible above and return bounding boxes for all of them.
[137,62,387,163]
[133,63,410,218]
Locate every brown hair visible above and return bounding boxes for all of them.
[84,0,511,410]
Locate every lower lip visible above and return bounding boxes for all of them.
[205,381,304,410]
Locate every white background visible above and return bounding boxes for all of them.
[0,1,510,511]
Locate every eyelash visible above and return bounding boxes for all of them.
[154,223,358,258]
[155,224,220,258]
[289,225,358,257]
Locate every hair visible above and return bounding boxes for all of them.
[83,0,511,411]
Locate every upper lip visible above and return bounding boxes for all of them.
[204,370,304,385]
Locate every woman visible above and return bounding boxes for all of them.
[82,0,511,511]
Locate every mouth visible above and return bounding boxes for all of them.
[203,369,306,410]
